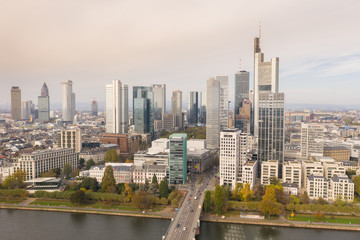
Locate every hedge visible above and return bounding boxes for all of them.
[286,203,360,215]
[0,189,29,198]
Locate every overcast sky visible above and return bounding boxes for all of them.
[0,0,359,110]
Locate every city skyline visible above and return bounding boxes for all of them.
[1,1,360,107]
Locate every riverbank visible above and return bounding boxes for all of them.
[200,213,360,232]
[0,204,173,220]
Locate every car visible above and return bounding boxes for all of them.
[194,197,197,200]
[190,209,194,212]
[177,224,180,228]
[187,201,190,204]
[183,227,187,231]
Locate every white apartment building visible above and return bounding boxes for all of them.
[80,164,132,184]
[282,161,302,188]
[59,127,82,153]
[132,164,167,184]
[329,174,354,201]
[261,160,278,185]
[300,123,324,158]
[301,160,324,189]
[17,148,78,180]
[322,160,346,180]
[306,174,329,200]
[219,129,247,189]
[241,161,257,189]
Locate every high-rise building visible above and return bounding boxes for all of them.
[169,133,187,185]
[188,91,198,124]
[133,86,154,137]
[91,100,98,116]
[171,90,183,129]
[235,71,250,114]
[58,128,82,153]
[219,129,248,189]
[217,76,229,130]
[38,83,50,121]
[206,77,220,149]
[151,84,166,120]
[258,92,285,178]
[235,99,251,134]
[11,86,21,121]
[300,123,324,158]
[199,92,206,124]
[162,113,176,131]
[61,80,75,122]
[105,80,129,134]
[21,100,32,120]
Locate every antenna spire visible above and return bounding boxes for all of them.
[239,58,242,71]
[259,21,262,48]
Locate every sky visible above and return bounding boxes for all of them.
[0,0,360,110]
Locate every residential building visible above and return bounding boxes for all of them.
[132,164,167,184]
[58,128,82,153]
[206,77,220,149]
[282,182,298,196]
[329,174,354,201]
[242,161,257,189]
[17,148,78,180]
[282,161,302,188]
[38,83,50,121]
[322,159,346,179]
[169,133,187,184]
[171,90,183,129]
[261,160,278,185]
[306,174,328,200]
[61,80,75,122]
[300,123,324,158]
[11,86,21,121]
[151,84,166,121]
[79,149,106,164]
[302,160,324,189]
[105,80,129,134]
[81,164,132,184]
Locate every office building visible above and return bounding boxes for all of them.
[235,99,251,134]
[17,148,78,180]
[151,84,166,120]
[300,123,324,158]
[162,113,176,131]
[217,76,229,130]
[91,100,98,116]
[257,92,285,177]
[11,86,21,120]
[235,71,250,115]
[261,160,279,185]
[105,80,128,134]
[58,128,82,153]
[188,91,198,124]
[199,92,206,124]
[206,77,220,149]
[38,83,50,121]
[133,86,154,136]
[169,133,187,184]
[21,100,32,120]
[242,161,258,189]
[219,129,247,189]
[61,80,75,122]
[323,146,351,161]
[171,90,183,129]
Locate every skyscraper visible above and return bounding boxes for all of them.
[21,100,32,120]
[199,92,206,124]
[171,90,183,129]
[217,76,229,130]
[133,86,153,137]
[38,83,50,121]
[105,80,128,134]
[206,77,220,149]
[300,123,324,158]
[151,84,166,120]
[61,80,75,122]
[11,86,21,121]
[90,100,98,116]
[169,133,187,185]
[187,91,198,124]
[257,92,285,178]
[235,71,250,114]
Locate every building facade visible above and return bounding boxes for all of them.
[59,128,82,153]
[206,77,220,149]
[171,90,183,129]
[169,133,187,184]
[188,91,198,124]
[133,86,154,137]
[38,83,50,121]
[151,84,166,121]
[300,123,324,158]
[61,80,75,122]
[11,86,21,121]
[261,160,278,185]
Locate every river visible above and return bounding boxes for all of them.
[1,209,359,240]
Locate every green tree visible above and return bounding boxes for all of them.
[85,159,96,170]
[353,175,360,197]
[101,166,116,192]
[204,190,212,212]
[214,185,224,214]
[2,169,26,189]
[152,174,158,184]
[80,177,99,192]
[132,190,152,209]
[317,197,327,205]
[63,163,73,179]
[79,158,85,168]
[159,179,169,198]
[105,149,119,163]
[40,169,58,177]
[269,176,281,185]
[70,190,87,206]
[300,192,310,204]
[116,183,126,194]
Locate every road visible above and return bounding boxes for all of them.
[164,167,217,240]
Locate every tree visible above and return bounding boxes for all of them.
[159,179,169,198]
[79,158,85,168]
[262,187,276,202]
[259,199,283,218]
[85,159,96,170]
[40,169,58,177]
[346,170,356,178]
[101,166,116,192]
[300,192,310,204]
[289,195,300,205]
[63,163,73,179]
[214,185,224,214]
[71,190,87,206]
[231,183,243,201]
[317,197,327,205]
[80,177,99,192]
[2,169,26,189]
[116,183,126,194]
[353,175,360,197]
[132,190,152,209]
[253,184,265,201]
[105,149,119,163]
[240,183,253,202]
[204,190,212,212]
[269,176,281,185]
[123,183,134,201]
[152,174,158,184]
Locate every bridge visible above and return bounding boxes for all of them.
[163,170,216,240]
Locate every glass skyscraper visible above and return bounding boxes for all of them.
[169,133,187,185]
[188,91,198,124]
[133,86,154,137]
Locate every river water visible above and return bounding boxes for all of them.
[1,209,360,240]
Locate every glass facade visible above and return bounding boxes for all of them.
[133,86,154,137]
[169,133,187,185]
[234,71,249,115]
[188,91,198,124]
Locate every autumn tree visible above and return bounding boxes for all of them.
[204,190,212,212]
[259,187,283,218]
[105,149,119,163]
[101,166,116,193]
[231,183,243,201]
[2,169,26,189]
[253,184,265,201]
[240,183,253,202]
[71,190,87,206]
[123,183,134,201]
[300,192,310,204]
[132,190,152,209]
